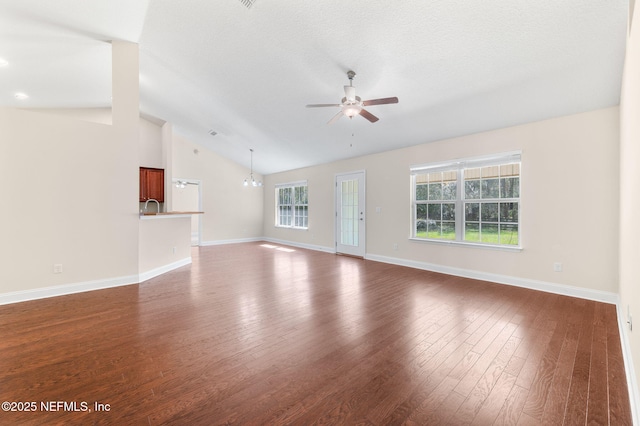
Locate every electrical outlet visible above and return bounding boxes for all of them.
[393,243,398,250]
[53,264,63,274]
[172,247,177,254]
[553,262,562,272]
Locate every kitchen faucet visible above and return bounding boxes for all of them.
[144,198,160,213]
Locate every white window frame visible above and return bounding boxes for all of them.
[275,180,308,229]
[410,151,522,249]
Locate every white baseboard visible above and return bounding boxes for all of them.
[261,237,335,254]
[0,257,192,306]
[0,274,139,306]
[618,306,640,426]
[201,237,263,246]
[365,253,619,305]
[138,257,192,283]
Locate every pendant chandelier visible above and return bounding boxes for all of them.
[243,148,262,187]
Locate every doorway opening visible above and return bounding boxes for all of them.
[172,178,202,246]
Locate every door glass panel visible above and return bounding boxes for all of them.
[341,179,359,246]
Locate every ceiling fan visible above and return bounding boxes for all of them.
[306,70,399,124]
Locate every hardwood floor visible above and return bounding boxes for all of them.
[0,242,632,425]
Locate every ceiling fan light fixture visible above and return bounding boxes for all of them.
[343,104,362,118]
[306,71,397,124]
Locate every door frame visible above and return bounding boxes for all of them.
[172,178,202,246]
[335,170,366,257]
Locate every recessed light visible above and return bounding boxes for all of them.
[0,58,8,67]
[14,92,29,100]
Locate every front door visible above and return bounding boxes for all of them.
[335,171,366,257]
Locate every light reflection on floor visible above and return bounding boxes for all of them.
[337,259,363,341]
[260,243,296,252]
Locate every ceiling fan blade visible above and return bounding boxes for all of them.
[327,111,343,125]
[362,97,399,106]
[306,103,342,108]
[359,109,379,123]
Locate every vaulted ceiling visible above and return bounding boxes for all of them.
[0,1,628,174]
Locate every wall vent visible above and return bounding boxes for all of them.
[238,0,257,9]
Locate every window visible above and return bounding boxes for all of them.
[411,152,521,247]
[276,181,308,229]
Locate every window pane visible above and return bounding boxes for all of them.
[443,170,457,181]
[500,224,519,245]
[482,179,499,199]
[427,203,441,221]
[442,182,457,200]
[465,167,481,180]
[442,222,456,240]
[442,203,455,221]
[465,180,480,199]
[415,174,428,184]
[481,203,498,222]
[465,203,479,222]
[499,202,518,223]
[482,166,499,178]
[416,204,427,220]
[500,163,520,177]
[500,177,520,198]
[416,184,428,201]
[428,183,442,200]
[279,206,292,226]
[428,172,442,182]
[465,223,480,242]
[428,220,442,238]
[295,206,308,227]
[481,224,499,243]
[416,205,427,237]
[295,186,308,204]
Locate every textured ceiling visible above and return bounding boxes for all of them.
[0,0,628,174]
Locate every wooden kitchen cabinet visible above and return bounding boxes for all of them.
[139,167,165,202]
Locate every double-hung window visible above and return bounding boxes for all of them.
[411,152,521,247]
[275,181,308,229]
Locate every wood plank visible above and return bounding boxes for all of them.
[0,243,631,425]
[563,300,596,425]
[586,303,610,425]
[493,384,529,425]
[605,304,633,426]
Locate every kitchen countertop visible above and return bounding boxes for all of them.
[140,211,204,218]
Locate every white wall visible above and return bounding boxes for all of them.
[0,41,140,297]
[172,133,264,243]
[139,216,191,275]
[264,107,620,294]
[620,1,640,417]
[139,117,164,168]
